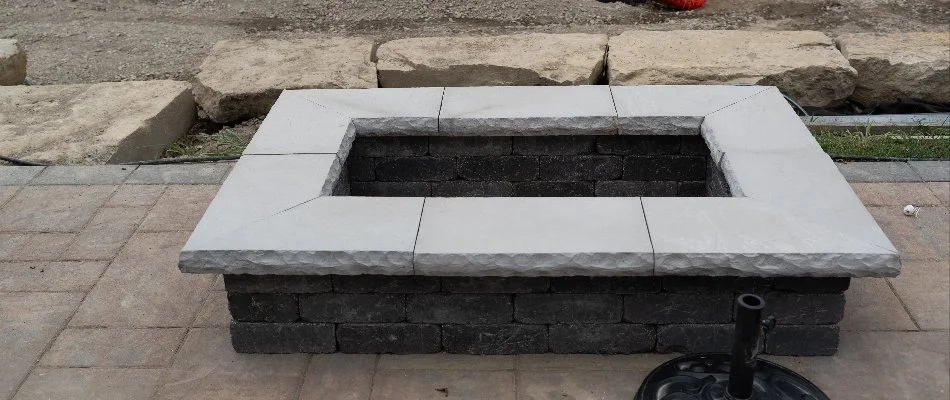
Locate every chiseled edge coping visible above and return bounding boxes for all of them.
[179,85,900,278]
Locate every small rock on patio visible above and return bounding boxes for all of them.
[607,30,856,107]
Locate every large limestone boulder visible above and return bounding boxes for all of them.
[193,38,377,123]
[376,33,609,87]
[0,39,27,85]
[837,32,950,106]
[0,81,195,164]
[608,30,857,107]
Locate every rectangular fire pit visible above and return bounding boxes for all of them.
[179,85,900,356]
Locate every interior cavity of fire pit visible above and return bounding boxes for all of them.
[179,85,902,356]
[338,135,730,197]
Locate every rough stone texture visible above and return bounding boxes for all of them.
[351,137,428,157]
[765,293,846,324]
[227,293,298,322]
[513,136,596,155]
[608,30,856,107]
[193,38,377,123]
[349,182,431,196]
[408,294,513,324]
[0,81,195,164]
[430,181,514,197]
[442,324,548,354]
[766,325,840,356]
[300,294,406,323]
[224,275,331,293]
[332,275,440,294]
[231,322,335,353]
[656,324,733,353]
[375,157,457,181]
[550,324,654,355]
[515,294,622,324]
[441,277,549,293]
[837,32,950,106]
[549,277,660,293]
[337,324,441,354]
[624,293,734,324]
[376,33,608,87]
[0,39,27,85]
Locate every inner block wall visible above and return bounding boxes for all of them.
[226,275,847,356]
[340,135,731,197]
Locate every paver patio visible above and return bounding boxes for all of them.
[0,162,947,400]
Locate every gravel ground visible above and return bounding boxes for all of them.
[1,0,948,85]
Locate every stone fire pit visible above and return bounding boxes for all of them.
[179,85,899,356]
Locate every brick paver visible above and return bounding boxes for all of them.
[0,164,947,400]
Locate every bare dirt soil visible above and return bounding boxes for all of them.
[2,0,948,85]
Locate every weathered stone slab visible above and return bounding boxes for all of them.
[0,81,194,164]
[837,32,950,106]
[608,30,856,107]
[0,39,26,85]
[194,38,377,123]
[376,33,608,87]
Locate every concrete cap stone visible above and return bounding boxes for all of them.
[413,197,654,276]
[611,85,768,135]
[439,86,617,135]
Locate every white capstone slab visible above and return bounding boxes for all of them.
[243,91,353,156]
[181,154,340,259]
[439,86,617,135]
[720,151,896,253]
[643,197,899,277]
[700,87,823,161]
[413,197,654,276]
[301,87,444,136]
[181,197,423,275]
[611,85,768,135]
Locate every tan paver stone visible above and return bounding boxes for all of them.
[377,353,514,370]
[106,184,166,207]
[154,328,308,400]
[869,206,950,260]
[371,370,516,400]
[850,182,942,206]
[13,368,163,400]
[0,292,83,399]
[69,232,214,327]
[210,274,225,291]
[517,354,677,371]
[608,30,856,107]
[928,182,950,206]
[840,277,917,331]
[194,38,377,123]
[0,185,18,205]
[193,290,230,327]
[0,261,107,292]
[518,371,641,400]
[63,207,148,260]
[376,33,608,87]
[769,331,949,399]
[837,32,950,106]
[0,185,115,232]
[139,185,219,232]
[888,259,950,331]
[299,354,376,400]
[0,233,76,261]
[0,81,195,164]
[40,327,184,367]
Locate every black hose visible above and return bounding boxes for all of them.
[0,155,50,166]
[829,154,950,162]
[121,155,241,165]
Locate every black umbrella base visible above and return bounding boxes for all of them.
[634,353,829,400]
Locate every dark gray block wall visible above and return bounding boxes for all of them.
[225,275,847,356]
[341,135,730,197]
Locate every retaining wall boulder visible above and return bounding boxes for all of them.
[376,33,609,87]
[837,32,950,106]
[193,38,377,123]
[608,30,856,107]
[0,81,195,164]
[0,39,27,86]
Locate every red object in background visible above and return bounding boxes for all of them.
[655,0,706,10]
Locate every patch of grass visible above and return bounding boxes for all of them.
[814,126,950,159]
[165,128,249,158]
